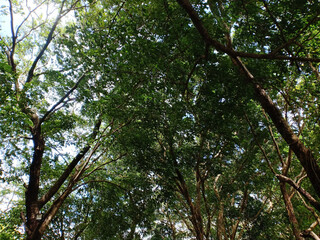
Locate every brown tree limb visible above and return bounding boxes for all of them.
[175,167,204,240]
[34,182,74,239]
[279,181,303,240]
[297,192,320,229]
[230,189,248,240]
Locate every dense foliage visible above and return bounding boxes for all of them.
[1,0,320,239]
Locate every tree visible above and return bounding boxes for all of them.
[2,0,320,239]
[70,1,319,238]
[174,0,320,238]
[0,0,131,239]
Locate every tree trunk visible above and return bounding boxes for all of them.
[26,119,45,240]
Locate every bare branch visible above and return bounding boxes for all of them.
[25,0,81,83]
[301,230,320,240]
[16,21,48,45]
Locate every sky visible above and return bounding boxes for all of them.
[0,2,13,37]
[0,0,74,39]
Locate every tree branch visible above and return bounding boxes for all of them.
[40,72,87,123]
[8,0,17,74]
[38,118,102,208]
[25,0,78,83]
[277,174,320,212]
[15,0,49,39]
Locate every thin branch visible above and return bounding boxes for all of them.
[289,168,307,198]
[70,141,101,185]
[16,21,48,45]
[276,174,320,212]
[244,114,277,175]
[107,1,126,36]
[308,54,320,81]
[81,153,127,179]
[249,197,268,222]
[40,72,87,123]
[72,179,127,192]
[262,0,308,70]
[15,0,48,38]
[262,110,285,166]
[270,13,320,57]
[297,192,320,228]
[184,53,207,101]
[25,0,78,83]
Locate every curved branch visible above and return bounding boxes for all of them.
[15,0,49,39]
[25,0,82,84]
[25,5,64,84]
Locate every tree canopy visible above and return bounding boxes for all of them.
[1,0,320,239]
